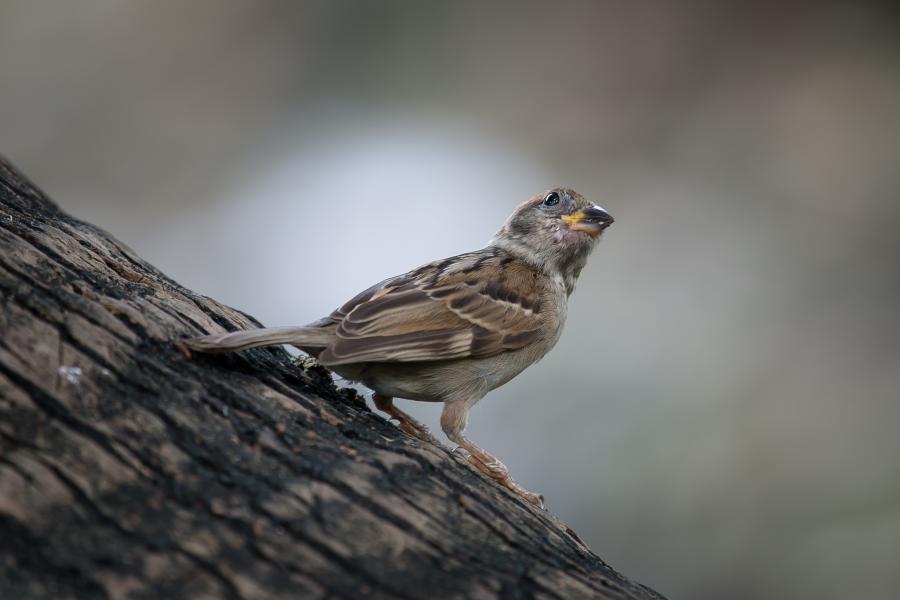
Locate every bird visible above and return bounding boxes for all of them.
[182,188,613,507]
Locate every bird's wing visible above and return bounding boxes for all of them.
[317,249,548,366]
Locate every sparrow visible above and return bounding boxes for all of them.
[183,188,613,507]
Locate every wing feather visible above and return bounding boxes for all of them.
[317,250,548,367]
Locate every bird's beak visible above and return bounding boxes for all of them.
[561,205,614,238]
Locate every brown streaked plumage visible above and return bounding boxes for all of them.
[182,188,613,507]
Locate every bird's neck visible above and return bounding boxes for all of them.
[489,235,586,297]
[558,253,588,296]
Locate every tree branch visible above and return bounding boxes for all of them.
[0,155,665,600]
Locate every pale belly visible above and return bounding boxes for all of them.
[330,330,561,403]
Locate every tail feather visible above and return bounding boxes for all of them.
[182,326,333,354]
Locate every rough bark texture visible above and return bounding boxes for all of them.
[0,155,665,600]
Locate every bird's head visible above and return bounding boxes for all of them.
[493,188,612,292]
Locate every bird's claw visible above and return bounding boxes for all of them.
[395,418,441,446]
[461,450,545,508]
[469,455,509,481]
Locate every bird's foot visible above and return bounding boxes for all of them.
[373,394,441,446]
[469,455,545,508]
[455,446,545,508]
[394,417,442,446]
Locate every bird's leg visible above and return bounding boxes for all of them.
[441,399,545,508]
[372,394,440,445]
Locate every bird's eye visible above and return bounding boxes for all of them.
[543,192,560,206]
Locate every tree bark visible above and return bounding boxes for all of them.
[0,155,665,600]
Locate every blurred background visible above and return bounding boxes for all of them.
[2,1,899,598]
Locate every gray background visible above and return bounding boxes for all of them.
[2,2,899,598]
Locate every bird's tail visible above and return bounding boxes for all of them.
[181,326,333,354]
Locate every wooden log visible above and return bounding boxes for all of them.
[0,156,665,600]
